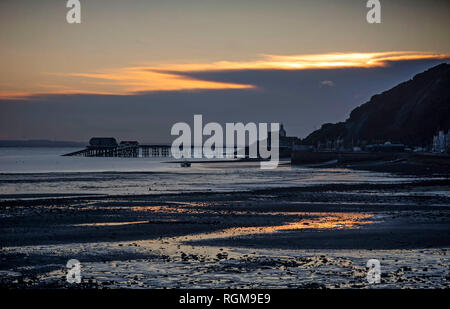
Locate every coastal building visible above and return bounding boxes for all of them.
[278,124,301,149]
[316,137,344,151]
[432,130,450,153]
[268,124,301,158]
[279,124,287,138]
[366,141,405,153]
[88,137,118,148]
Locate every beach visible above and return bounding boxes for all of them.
[1,0,449,296]
[1,172,449,289]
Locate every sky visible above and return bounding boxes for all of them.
[0,0,449,142]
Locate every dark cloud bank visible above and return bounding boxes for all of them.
[0,59,447,143]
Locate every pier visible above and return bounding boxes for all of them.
[62,137,172,157]
[62,137,291,159]
[62,144,172,157]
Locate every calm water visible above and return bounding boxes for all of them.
[0,147,411,198]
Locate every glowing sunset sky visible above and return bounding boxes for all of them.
[0,0,449,140]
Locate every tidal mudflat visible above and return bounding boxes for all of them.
[1,179,449,288]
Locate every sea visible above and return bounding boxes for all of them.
[0,147,413,199]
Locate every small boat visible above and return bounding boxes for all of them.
[180,161,191,167]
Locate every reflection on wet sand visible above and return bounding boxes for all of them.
[176,213,373,243]
[93,202,373,241]
[75,220,150,227]
[74,211,373,250]
[105,204,206,214]
[254,212,372,231]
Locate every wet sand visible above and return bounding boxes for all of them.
[1,178,449,288]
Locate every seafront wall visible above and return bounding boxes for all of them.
[291,151,400,164]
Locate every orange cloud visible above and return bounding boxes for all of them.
[65,68,254,93]
[1,51,448,100]
[158,51,449,71]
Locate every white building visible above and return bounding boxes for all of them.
[432,130,450,153]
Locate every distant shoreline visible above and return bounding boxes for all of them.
[0,140,86,148]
